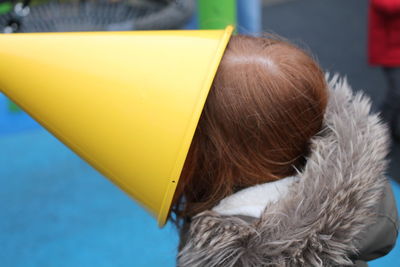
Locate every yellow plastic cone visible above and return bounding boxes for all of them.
[0,26,233,227]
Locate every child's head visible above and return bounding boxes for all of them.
[172,35,328,221]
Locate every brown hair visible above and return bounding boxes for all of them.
[171,34,327,226]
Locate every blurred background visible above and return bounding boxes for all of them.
[0,0,399,266]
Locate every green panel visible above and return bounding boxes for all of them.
[0,2,12,14]
[8,100,21,113]
[198,0,236,30]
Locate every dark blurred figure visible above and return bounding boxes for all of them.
[369,0,400,141]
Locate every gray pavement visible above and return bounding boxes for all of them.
[262,0,400,182]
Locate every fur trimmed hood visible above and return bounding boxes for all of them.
[177,76,391,266]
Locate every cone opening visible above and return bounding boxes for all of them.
[157,25,234,227]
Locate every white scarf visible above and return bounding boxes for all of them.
[212,176,299,218]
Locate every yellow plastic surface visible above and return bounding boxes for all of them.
[0,26,233,227]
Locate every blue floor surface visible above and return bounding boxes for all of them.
[1,127,399,267]
[0,128,178,267]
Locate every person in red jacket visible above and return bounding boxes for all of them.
[369,0,400,141]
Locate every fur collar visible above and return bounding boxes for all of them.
[212,176,299,218]
[178,75,390,267]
